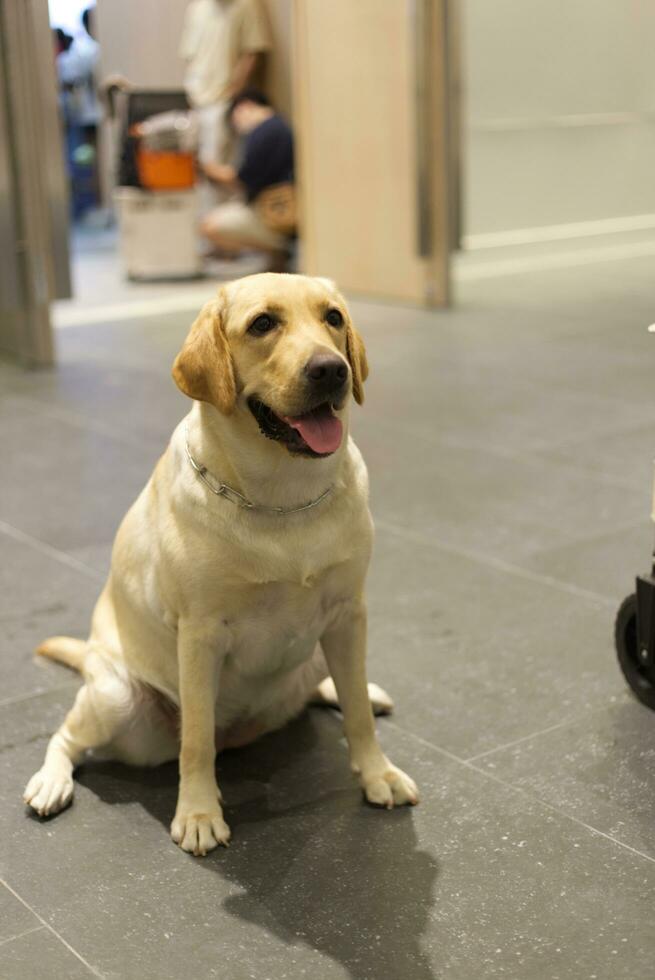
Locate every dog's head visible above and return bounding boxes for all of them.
[172,273,368,458]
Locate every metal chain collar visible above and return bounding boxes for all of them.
[184,425,333,516]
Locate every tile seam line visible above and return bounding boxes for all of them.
[0,879,103,977]
[6,438,631,607]
[465,759,655,867]
[0,520,105,583]
[17,387,648,496]
[368,425,651,528]
[0,682,80,711]
[504,513,652,567]
[6,391,159,454]
[374,518,618,609]
[460,448,644,495]
[8,386,649,503]
[9,331,653,481]
[383,719,655,868]
[0,925,45,948]
[463,702,621,763]
[374,418,652,495]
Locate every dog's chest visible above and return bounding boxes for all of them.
[225,562,353,678]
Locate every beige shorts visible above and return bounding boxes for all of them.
[203,200,287,251]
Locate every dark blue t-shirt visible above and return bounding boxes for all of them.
[237,114,294,203]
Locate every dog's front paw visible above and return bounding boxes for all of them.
[23,767,74,817]
[361,764,419,809]
[171,806,231,856]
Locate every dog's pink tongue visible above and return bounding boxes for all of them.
[282,405,343,454]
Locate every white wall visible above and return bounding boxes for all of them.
[95,0,187,89]
[463,0,655,238]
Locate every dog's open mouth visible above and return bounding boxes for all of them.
[248,398,343,456]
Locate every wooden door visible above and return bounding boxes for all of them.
[293,0,451,305]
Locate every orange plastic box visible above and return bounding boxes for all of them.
[137,148,195,191]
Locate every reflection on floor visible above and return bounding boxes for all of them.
[1,239,655,978]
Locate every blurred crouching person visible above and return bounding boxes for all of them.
[200,89,295,271]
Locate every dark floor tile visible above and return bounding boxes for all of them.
[476,695,655,861]
[0,884,41,945]
[0,532,99,622]
[50,314,188,374]
[1,316,191,450]
[0,534,97,702]
[0,395,158,552]
[1,243,654,980]
[536,424,655,493]
[355,274,655,419]
[3,366,186,453]
[0,923,94,979]
[520,521,651,603]
[2,715,655,979]
[355,420,646,566]
[0,687,81,753]
[457,256,655,349]
[359,347,655,463]
[365,527,621,759]
[66,542,113,578]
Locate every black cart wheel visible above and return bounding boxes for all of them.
[615,593,655,710]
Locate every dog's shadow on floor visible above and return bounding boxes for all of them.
[78,708,440,980]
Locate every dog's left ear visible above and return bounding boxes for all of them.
[172,295,236,414]
[345,319,369,405]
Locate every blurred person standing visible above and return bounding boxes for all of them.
[57,6,100,132]
[180,0,270,181]
[56,6,102,216]
[200,88,294,270]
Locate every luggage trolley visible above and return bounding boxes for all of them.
[615,464,655,710]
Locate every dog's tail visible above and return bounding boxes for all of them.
[36,636,87,674]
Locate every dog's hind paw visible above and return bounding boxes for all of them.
[311,677,394,716]
[367,682,394,716]
[23,768,74,817]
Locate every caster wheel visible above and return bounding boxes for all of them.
[615,593,655,710]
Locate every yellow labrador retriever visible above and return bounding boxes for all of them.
[24,273,418,855]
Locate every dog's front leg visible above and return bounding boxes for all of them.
[321,600,419,809]
[170,622,230,855]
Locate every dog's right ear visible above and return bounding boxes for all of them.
[171,296,236,414]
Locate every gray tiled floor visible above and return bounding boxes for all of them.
[2,245,655,978]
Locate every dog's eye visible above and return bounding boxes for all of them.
[249,314,277,336]
[325,308,343,328]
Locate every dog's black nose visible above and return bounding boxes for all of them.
[304,354,348,392]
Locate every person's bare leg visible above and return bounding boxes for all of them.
[200,221,243,253]
[200,221,287,272]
